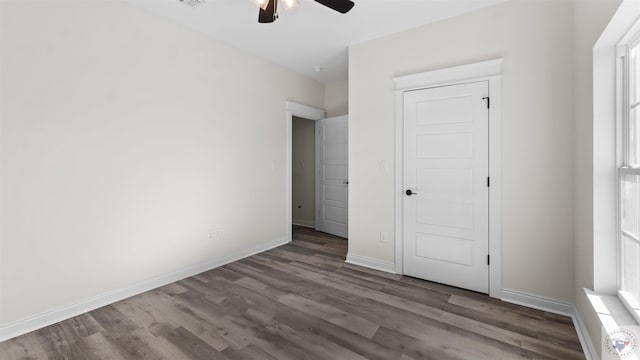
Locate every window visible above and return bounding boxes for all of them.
[619,34,640,320]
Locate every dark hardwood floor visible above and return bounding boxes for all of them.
[1,226,584,359]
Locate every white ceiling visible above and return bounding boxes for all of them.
[125,0,505,83]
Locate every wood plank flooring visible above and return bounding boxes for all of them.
[0,226,584,359]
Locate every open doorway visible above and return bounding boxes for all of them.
[292,116,316,229]
[285,101,348,243]
[292,115,349,239]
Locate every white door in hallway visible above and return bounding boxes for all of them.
[403,81,489,293]
[316,115,348,238]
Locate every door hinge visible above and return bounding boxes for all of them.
[487,177,490,187]
[487,254,490,265]
[482,97,490,109]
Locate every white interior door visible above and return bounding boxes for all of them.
[403,82,489,293]
[316,115,348,238]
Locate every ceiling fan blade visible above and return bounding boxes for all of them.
[258,0,278,23]
[314,0,354,14]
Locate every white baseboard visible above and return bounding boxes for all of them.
[345,253,396,274]
[502,288,574,316]
[572,306,598,360]
[0,236,288,342]
[292,219,315,228]
[502,288,596,360]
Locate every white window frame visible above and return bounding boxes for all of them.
[617,24,640,324]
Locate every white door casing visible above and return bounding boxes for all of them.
[394,59,503,298]
[316,115,349,238]
[403,82,489,293]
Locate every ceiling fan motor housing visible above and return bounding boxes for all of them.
[258,0,279,23]
[258,0,354,23]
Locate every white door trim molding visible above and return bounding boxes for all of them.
[345,253,396,274]
[394,59,504,92]
[285,101,326,243]
[393,59,503,298]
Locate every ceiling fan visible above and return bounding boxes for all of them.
[252,0,355,23]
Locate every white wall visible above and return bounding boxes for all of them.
[325,80,349,117]
[572,0,621,353]
[0,0,324,329]
[349,0,577,302]
[292,117,316,227]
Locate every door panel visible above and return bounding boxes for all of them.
[417,168,474,194]
[417,202,474,229]
[416,133,474,158]
[415,96,473,125]
[324,164,347,181]
[316,115,348,238]
[403,82,489,293]
[415,233,473,266]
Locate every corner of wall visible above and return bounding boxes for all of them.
[325,79,349,117]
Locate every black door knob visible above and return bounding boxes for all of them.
[405,189,417,196]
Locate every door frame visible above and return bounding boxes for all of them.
[393,59,503,298]
[285,101,326,243]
